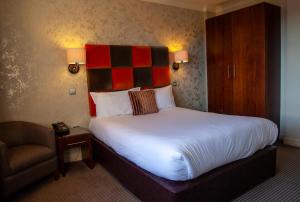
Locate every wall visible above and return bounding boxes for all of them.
[0,0,207,127]
[283,0,300,147]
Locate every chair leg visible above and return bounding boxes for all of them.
[54,169,60,181]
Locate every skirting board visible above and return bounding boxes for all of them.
[283,136,300,147]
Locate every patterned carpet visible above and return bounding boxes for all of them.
[13,145,300,202]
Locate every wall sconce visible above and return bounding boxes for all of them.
[172,50,188,70]
[67,48,86,74]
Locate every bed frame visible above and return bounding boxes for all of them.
[93,137,276,202]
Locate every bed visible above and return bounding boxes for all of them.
[90,107,277,181]
[85,44,278,202]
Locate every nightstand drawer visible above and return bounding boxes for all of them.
[62,134,90,146]
[65,140,88,147]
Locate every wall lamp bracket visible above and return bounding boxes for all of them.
[172,63,180,70]
[67,48,86,74]
[172,50,188,71]
[68,63,80,74]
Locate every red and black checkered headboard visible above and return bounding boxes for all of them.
[85,44,171,116]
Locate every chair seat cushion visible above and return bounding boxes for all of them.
[8,145,54,174]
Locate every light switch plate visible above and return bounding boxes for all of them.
[69,88,76,95]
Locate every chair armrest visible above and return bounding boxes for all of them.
[23,123,56,152]
[0,141,10,179]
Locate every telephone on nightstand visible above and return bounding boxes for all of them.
[52,122,70,136]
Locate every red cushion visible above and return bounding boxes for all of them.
[112,68,134,90]
[152,67,171,87]
[132,46,152,67]
[88,94,96,116]
[86,45,111,68]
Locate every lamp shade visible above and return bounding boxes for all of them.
[174,50,188,63]
[67,48,86,64]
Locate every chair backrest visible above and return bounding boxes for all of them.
[0,122,27,147]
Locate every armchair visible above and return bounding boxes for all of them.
[0,121,57,198]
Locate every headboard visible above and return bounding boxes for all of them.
[85,44,171,116]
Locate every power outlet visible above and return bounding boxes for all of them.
[69,88,76,95]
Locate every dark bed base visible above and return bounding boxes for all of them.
[92,137,276,202]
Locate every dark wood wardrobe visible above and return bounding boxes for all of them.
[206,3,281,126]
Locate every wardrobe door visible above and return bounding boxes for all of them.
[223,15,233,114]
[206,15,233,114]
[231,5,266,117]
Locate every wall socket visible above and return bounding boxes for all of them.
[69,88,76,95]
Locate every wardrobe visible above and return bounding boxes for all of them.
[206,3,281,126]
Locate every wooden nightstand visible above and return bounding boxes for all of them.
[55,127,94,176]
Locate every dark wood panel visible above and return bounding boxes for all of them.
[223,14,234,114]
[206,15,233,114]
[206,16,223,113]
[264,3,281,128]
[231,4,266,117]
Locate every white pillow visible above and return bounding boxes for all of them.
[90,87,140,118]
[154,85,176,110]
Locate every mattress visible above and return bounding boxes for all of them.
[89,107,277,181]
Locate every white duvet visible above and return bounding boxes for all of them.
[89,107,277,181]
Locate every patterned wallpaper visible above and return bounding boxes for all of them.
[0,0,207,127]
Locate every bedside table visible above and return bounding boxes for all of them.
[55,127,95,176]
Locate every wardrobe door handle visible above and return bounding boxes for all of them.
[233,64,236,79]
[227,64,230,79]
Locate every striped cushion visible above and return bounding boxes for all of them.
[128,90,159,115]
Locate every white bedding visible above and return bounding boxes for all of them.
[89,107,277,181]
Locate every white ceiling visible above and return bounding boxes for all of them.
[141,0,229,12]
